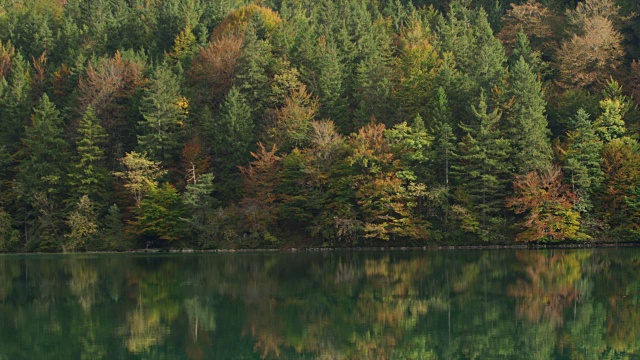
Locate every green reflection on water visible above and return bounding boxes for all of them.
[0,249,638,359]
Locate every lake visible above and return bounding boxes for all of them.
[0,249,638,359]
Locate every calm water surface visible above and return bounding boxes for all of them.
[0,249,638,359]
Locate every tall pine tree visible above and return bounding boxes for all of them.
[454,94,511,241]
[212,86,254,201]
[69,106,108,203]
[504,56,552,175]
[137,64,187,165]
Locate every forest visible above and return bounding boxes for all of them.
[0,0,639,251]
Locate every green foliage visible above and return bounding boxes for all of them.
[14,94,69,205]
[135,183,186,242]
[454,94,511,241]
[563,109,604,213]
[0,0,639,249]
[137,64,187,164]
[504,56,552,174]
[63,195,99,252]
[594,99,626,143]
[113,152,167,206]
[0,207,20,252]
[101,204,131,251]
[211,86,254,202]
[69,106,108,203]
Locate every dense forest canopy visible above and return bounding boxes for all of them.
[0,0,639,251]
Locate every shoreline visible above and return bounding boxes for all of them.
[4,241,639,255]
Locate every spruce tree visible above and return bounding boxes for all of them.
[0,52,31,152]
[234,24,273,122]
[510,30,544,77]
[69,106,108,203]
[431,87,456,187]
[438,1,506,99]
[14,94,69,251]
[563,109,603,212]
[454,94,511,241]
[137,64,187,165]
[212,86,254,201]
[504,56,552,175]
[14,94,69,204]
[594,99,626,143]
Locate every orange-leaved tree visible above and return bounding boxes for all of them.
[239,143,281,233]
[507,165,587,242]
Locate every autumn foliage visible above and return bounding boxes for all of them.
[507,166,586,242]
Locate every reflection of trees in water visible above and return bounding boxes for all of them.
[1,252,640,358]
[240,255,434,359]
[67,259,98,313]
[508,251,585,328]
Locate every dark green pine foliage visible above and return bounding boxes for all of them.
[69,106,108,203]
[563,109,604,212]
[101,204,130,251]
[437,0,506,104]
[14,94,70,251]
[212,86,254,202]
[14,94,69,205]
[504,56,552,175]
[135,183,186,243]
[351,23,395,130]
[0,52,31,152]
[314,38,349,132]
[431,87,456,187]
[137,64,186,165]
[277,149,317,227]
[455,94,511,241]
[234,24,274,123]
[510,30,544,78]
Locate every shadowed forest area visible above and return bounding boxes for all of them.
[1,0,640,251]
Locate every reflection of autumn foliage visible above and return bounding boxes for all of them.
[122,265,180,355]
[125,305,170,354]
[240,256,431,360]
[245,302,285,360]
[67,260,98,313]
[509,252,584,327]
[606,297,640,353]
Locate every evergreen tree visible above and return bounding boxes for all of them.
[351,25,395,129]
[135,182,186,243]
[563,109,604,212]
[594,99,626,143]
[101,204,130,251]
[63,195,99,252]
[69,106,108,203]
[314,38,349,132]
[510,30,544,77]
[438,1,506,101]
[212,86,254,201]
[431,87,456,187]
[14,94,69,205]
[394,17,442,124]
[137,64,187,165]
[13,94,70,251]
[234,25,273,121]
[0,207,20,252]
[0,51,31,152]
[504,56,552,175]
[454,94,511,241]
